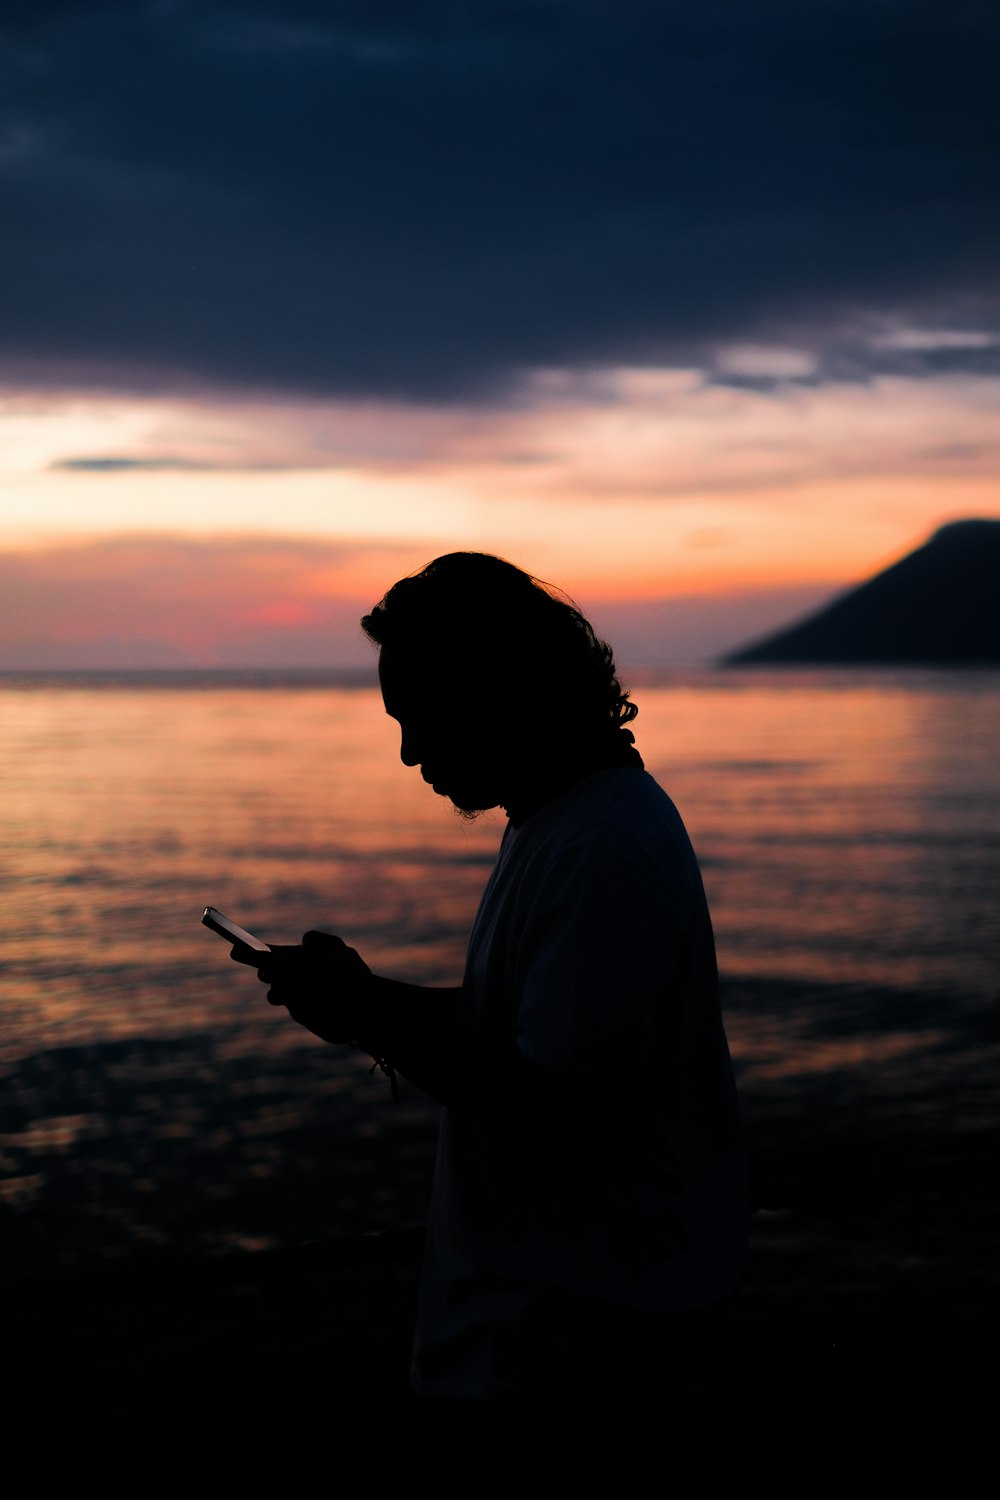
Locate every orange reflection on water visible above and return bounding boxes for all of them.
[639,670,1000,999]
[2,681,502,1061]
[737,1028,953,1082]
[1,670,998,1068]
[2,670,998,1278]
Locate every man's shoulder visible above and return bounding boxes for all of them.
[546,767,682,837]
[517,768,695,877]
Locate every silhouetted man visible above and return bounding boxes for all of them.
[235,553,746,1492]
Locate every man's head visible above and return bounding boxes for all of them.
[362,553,639,818]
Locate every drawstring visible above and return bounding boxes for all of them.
[369,1055,399,1103]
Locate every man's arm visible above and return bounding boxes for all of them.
[235,935,627,1152]
[359,973,630,1152]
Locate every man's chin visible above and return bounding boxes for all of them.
[446,788,500,819]
[424,770,501,817]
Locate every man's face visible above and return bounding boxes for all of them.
[378,644,512,815]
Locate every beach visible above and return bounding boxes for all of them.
[7,970,997,1496]
[11,1167,998,1497]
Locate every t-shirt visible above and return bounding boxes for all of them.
[411,767,746,1400]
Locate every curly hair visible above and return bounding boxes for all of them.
[361,552,640,758]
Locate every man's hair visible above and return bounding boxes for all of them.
[361,552,639,755]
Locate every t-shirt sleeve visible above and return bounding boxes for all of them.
[513,828,694,1075]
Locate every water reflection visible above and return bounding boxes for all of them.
[2,671,998,1275]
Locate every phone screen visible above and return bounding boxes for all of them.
[202,906,271,952]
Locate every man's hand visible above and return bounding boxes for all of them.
[231,930,373,1044]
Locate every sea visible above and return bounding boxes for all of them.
[2,668,998,1282]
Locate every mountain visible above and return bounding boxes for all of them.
[722,519,1000,666]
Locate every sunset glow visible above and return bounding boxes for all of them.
[3,369,998,669]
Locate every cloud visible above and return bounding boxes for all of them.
[51,456,217,472]
[713,347,818,383]
[873,329,1000,353]
[1,1,997,401]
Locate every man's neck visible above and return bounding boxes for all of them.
[503,745,641,827]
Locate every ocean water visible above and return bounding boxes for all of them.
[2,669,998,1278]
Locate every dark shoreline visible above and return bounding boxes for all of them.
[9,1179,998,1497]
[5,972,997,1494]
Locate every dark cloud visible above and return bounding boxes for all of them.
[2,1,998,401]
[52,456,215,471]
[50,453,313,471]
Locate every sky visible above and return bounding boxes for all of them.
[2,0,998,669]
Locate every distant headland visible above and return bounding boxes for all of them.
[722,519,1000,666]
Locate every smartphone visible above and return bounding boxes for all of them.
[201,906,271,952]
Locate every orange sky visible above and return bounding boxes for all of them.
[2,365,999,668]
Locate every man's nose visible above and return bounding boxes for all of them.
[399,729,421,767]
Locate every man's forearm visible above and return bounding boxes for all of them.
[350,974,466,1099]
[354,976,461,1054]
[353,976,625,1151]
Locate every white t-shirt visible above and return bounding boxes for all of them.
[411,767,746,1400]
